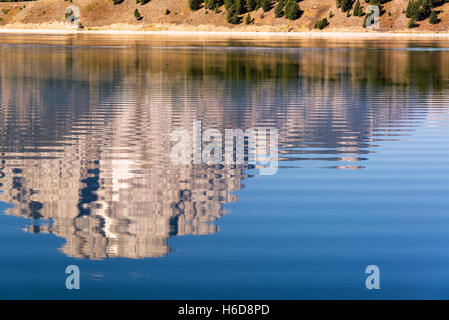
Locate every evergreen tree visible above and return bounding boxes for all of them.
[405,0,438,21]
[226,4,241,23]
[285,0,300,20]
[245,12,253,24]
[314,17,329,29]
[246,0,257,11]
[134,8,141,19]
[408,17,417,28]
[363,9,373,27]
[235,0,245,14]
[189,0,202,11]
[336,0,354,12]
[420,0,432,19]
[274,0,284,17]
[205,0,223,9]
[224,0,234,9]
[429,10,439,24]
[260,0,271,12]
[353,0,363,16]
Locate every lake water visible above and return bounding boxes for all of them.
[0,34,448,299]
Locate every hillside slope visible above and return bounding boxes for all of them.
[1,0,449,32]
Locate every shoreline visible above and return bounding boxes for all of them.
[2,27,449,39]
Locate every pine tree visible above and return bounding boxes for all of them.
[405,0,438,21]
[246,0,257,11]
[429,10,439,24]
[274,0,284,18]
[224,0,234,9]
[226,4,241,23]
[189,0,202,11]
[421,0,432,18]
[205,0,223,9]
[408,17,417,28]
[363,9,373,27]
[285,0,300,20]
[314,17,329,29]
[260,0,270,12]
[353,0,363,16]
[245,12,253,24]
[235,0,245,14]
[336,0,354,12]
[134,8,141,20]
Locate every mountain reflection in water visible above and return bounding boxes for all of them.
[0,35,448,260]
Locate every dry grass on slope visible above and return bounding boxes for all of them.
[0,0,448,32]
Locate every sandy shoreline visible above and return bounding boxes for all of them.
[2,26,449,39]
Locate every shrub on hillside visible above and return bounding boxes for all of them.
[314,17,329,29]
